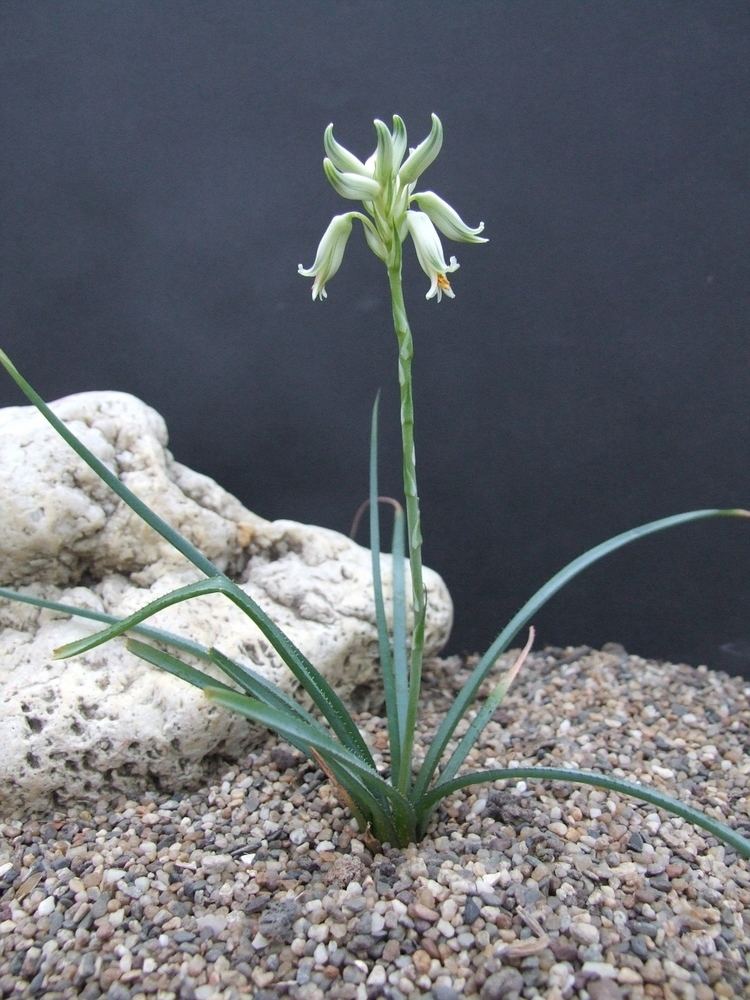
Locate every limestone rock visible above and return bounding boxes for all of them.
[0,392,453,812]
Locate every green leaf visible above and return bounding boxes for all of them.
[218,582,378,771]
[369,394,401,771]
[53,577,229,659]
[413,508,750,800]
[204,687,417,844]
[126,639,235,693]
[437,628,535,788]
[420,766,750,860]
[0,587,209,662]
[208,647,326,733]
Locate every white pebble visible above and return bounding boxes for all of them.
[201,853,233,874]
[103,869,127,885]
[315,840,336,852]
[570,921,599,945]
[645,812,662,834]
[367,965,386,987]
[652,765,675,779]
[582,961,617,978]
[36,897,55,918]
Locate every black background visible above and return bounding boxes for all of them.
[2,2,749,676]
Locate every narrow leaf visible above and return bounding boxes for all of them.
[209,647,326,733]
[413,508,749,799]
[421,766,750,860]
[53,577,229,659]
[438,627,535,786]
[0,587,209,662]
[219,580,378,770]
[126,639,235,693]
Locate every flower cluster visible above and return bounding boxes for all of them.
[298,114,487,302]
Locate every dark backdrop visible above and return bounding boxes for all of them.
[2,1,749,676]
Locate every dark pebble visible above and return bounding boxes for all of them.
[90,894,110,919]
[481,968,524,999]
[464,896,482,924]
[258,898,301,942]
[550,939,579,962]
[650,876,671,892]
[27,972,46,995]
[626,832,645,852]
[348,934,373,956]
[630,936,651,959]
[630,921,659,938]
[342,965,366,984]
[244,895,270,914]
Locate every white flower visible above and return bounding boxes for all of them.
[406,211,460,302]
[298,213,354,301]
[410,191,487,244]
[300,114,486,301]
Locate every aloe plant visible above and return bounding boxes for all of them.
[1,114,748,856]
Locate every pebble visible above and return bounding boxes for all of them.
[571,921,600,945]
[1,649,748,998]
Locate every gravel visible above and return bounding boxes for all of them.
[1,644,749,998]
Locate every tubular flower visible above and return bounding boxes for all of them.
[297,213,354,301]
[300,114,486,301]
[406,211,459,301]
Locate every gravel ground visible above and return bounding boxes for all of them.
[1,644,749,999]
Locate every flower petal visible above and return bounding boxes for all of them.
[323,124,370,176]
[399,113,443,186]
[391,114,408,170]
[323,159,381,200]
[411,191,487,244]
[372,119,393,187]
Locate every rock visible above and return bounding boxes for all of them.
[0,392,453,812]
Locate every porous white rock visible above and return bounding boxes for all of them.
[0,392,453,812]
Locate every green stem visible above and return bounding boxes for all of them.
[387,251,426,795]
